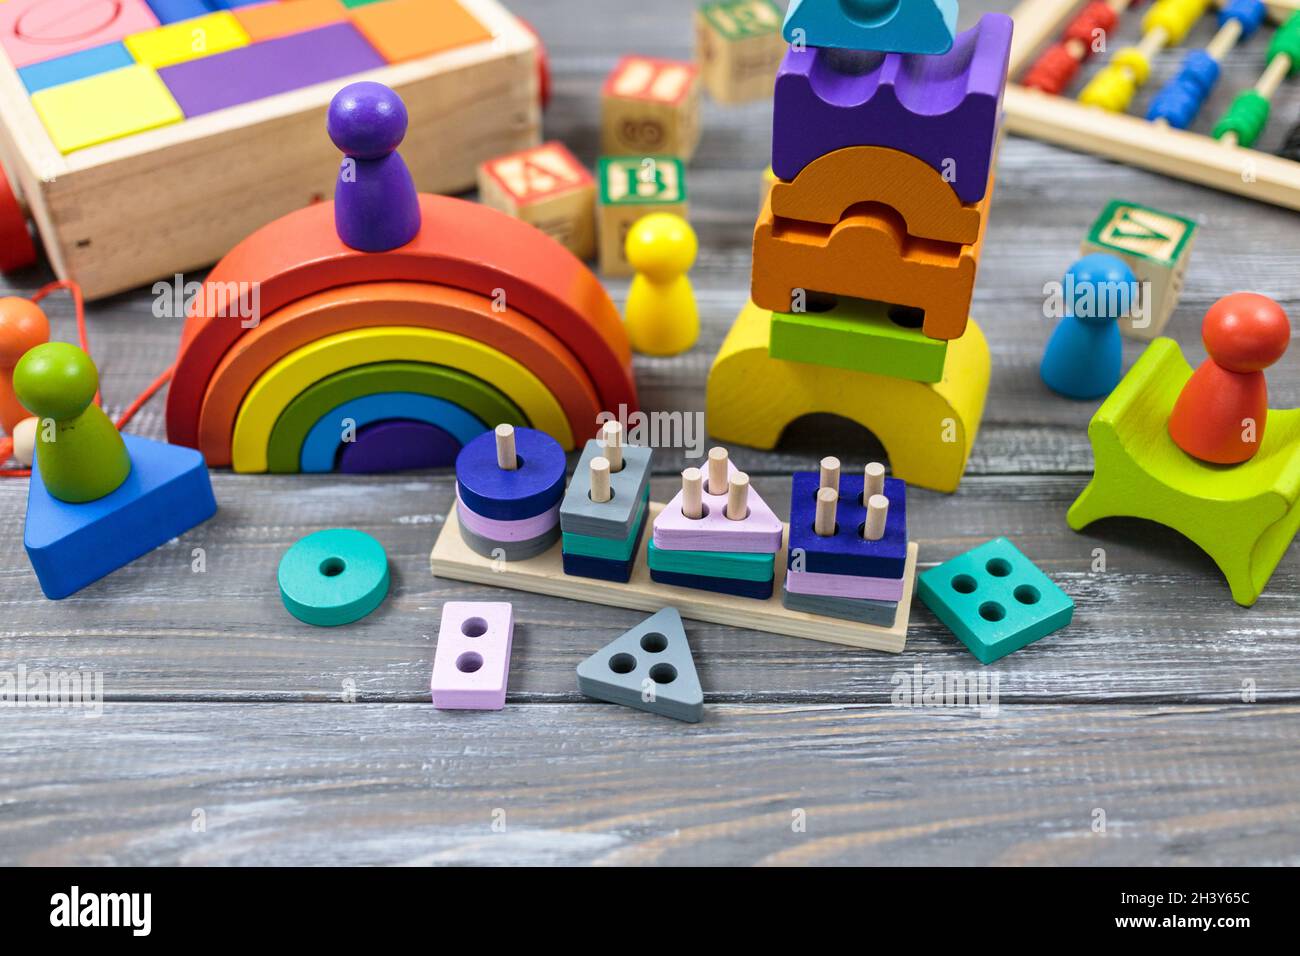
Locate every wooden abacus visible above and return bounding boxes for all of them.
[1005,0,1300,209]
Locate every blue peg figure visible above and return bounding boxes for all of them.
[328,81,421,252]
[1040,253,1134,400]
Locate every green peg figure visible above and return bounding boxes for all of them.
[13,343,130,503]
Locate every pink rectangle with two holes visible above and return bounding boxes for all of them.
[785,568,906,601]
[431,601,514,710]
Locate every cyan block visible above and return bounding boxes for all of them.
[18,43,134,94]
[787,471,908,578]
[917,537,1074,664]
[783,0,957,55]
[25,434,217,600]
[562,488,649,560]
[561,519,646,583]
[647,540,775,583]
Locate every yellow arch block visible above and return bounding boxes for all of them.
[232,326,573,473]
[706,301,990,493]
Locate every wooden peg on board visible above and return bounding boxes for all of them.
[590,455,612,503]
[727,471,749,520]
[496,423,517,470]
[681,466,704,519]
[814,487,838,537]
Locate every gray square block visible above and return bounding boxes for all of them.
[560,439,653,539]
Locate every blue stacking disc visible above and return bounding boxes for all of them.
[1219,0,1266,39]
[278,529,390,627]
[455,427,566,521]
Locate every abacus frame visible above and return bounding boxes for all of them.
[1005,0,1300,210]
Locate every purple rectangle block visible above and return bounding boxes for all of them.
[159,22,385,118]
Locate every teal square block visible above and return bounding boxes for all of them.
[561,488,649,561]
[917,537,1073,664]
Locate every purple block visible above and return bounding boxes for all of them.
[159,23,386,118]
[431,602,514,710]
[338,420,460,474]
[771,13,1013,204]
[786,568,906,602]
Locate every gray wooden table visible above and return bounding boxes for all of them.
[2,0,1299,866]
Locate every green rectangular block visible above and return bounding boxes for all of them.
[562,490,649,561]
[647,540,775,582]
[917,537,1073,665]
[769,298,948,383]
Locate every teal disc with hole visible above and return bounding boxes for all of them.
[278,529,390,626]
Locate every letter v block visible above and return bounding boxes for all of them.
[431,602,515,710]
[653,460,783,553]
[576,607,703,722]
[783,0,957,55]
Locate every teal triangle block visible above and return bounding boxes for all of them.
[576,607,704,722]
[25,433,217,599]
[783,0,958,55]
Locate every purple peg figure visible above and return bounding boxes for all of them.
[328,81,422,252]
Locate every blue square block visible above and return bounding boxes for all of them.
[561,520,646,583]
[787,471,907,578]
[143,0,211,24]
[25,434,218,600]
[18,43,134,94]
[649,567,775,600]
[917,537,1074,664]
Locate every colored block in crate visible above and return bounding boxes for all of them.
[650,566,775,600]
[299,392,486,473]
[647,540,775,583]
[769,298,949,383]
[431,601,514,710]
[145,0,209,25]
[559,439,654,539]
[770,144,985,246]
[771,13,1012,204]
[752,188,987,342]
[456,427,566,521]
[781,584,898,627]
[349,0,492,64]
[233,0,347,41]
[0,0,159,69]
[787,471,907,578]
[338,420,461,473]
[31,64,183,153]
[17,42,133,94]
[785,567,906,602]
[575,607,703,722]
[782,0,957,55]
[459,518,559,562]
[918,537,1074,664]
[562,488,649,560]
[159,22,385,118]
[653,459,782,554]
[562,518,647,583]
[125,12,250,69]
[25,434,217,600]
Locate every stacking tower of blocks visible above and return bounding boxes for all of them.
[706,5,1014,492]
[560,422,654,583]
[456,425,565,561]
[783,459,912,625]
[648,447,783,599]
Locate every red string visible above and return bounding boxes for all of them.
[3,280,175,476]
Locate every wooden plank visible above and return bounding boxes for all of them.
[431,503,919,653]
[2,702,1298,865]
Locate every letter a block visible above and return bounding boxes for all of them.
[477,142,596,260]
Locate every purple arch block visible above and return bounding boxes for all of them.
[338,420,461,474]
[771,13,1013,204]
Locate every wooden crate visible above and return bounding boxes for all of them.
[0,0,540,299]
[1005,0,1300,211]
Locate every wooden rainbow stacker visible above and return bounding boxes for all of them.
[0,0,540,298]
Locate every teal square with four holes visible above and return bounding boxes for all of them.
[917,537,1073,665]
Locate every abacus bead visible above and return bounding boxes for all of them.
[1213,89,1270,146]
[1024,44,1079,94]
[1202,293,1290,373]
[1080,62,1138,111]
[1112,47,1152,85]
[1147,50,1219,127]
[1144,0,1211,47]
[1064,0,1118,50]
[1268,11,1300,77]
[327,81,408,160]
[1219,0,1266,39]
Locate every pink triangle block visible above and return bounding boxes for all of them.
[653,460,783,554]
[431,601,514,710]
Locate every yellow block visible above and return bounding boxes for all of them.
[231,326,574,472]
[125,12,250,69]
[705,301,991,493]
[31,65,183,154]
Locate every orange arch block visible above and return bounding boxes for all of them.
[167,194,635,450]
[198,282,602,467]
[769,145,986,245]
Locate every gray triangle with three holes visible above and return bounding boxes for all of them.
[576,607,703,722]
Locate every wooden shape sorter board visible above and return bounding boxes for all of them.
[0,0,540,298]
[432,503,921,653]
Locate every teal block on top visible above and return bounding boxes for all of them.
[917,537,1073,664]
[562,488,649,561]
[782,0,957,55]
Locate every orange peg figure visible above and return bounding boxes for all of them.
[1168,293,1291,464]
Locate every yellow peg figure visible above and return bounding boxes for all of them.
[624,212,699,356]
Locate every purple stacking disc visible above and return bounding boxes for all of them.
[338,420,461,473]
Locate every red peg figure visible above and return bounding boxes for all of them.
[1168,293,1291,464]
[0,296,50,435]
